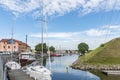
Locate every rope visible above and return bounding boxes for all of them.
[104,0,118,42]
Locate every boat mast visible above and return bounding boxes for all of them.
[41,0,45,66]
[45,15,51,70]
[41,0,51,70]
[26,35,28,51]
[11,15,14,60]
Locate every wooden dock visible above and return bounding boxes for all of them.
[8,69,34,80]
[102,70,120,75]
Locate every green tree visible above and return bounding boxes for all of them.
[49,46,55,52]
[78,42,89,55]
[35,43,48,53]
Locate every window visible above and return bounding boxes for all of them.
[7,39,15,44]
[14,46,15,48]
[3,46,5,48]
[8,46,10,48]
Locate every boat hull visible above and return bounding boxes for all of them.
[50,53,62,57]
[20,59,35,66]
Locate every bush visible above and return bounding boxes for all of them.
[100,44,105,47]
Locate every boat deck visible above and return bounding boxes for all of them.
[8,69,34,80]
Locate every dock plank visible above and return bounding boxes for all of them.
[102,70,120,75]
[8,69,34,80]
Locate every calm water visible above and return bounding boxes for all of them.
[45,54,100,80]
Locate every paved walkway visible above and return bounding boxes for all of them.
[8,69,34,80]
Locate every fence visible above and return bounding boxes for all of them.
[0,55,4,80]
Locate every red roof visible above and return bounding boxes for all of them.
[0,39,8,42]
[0,39,30,47]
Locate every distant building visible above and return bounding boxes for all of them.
[0,39,31,53]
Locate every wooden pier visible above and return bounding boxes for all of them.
[8,69,34,80]
[102,70,120,75]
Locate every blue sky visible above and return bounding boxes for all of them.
[0,0,120,50]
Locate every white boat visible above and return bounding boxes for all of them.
[5,61,21,70]
[19,52,35,62]
[22,61,52,80]
[27,66,51,80]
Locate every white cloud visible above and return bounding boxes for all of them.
[82,0,103,14]
[44,0,85,16]
[85,29,110,36]
[103,25,120,29]
[0,0,39,16]
[30,32,81,38]
[0,0,120,16]
[82,0,120,15]
[29,25,120,50]
[85,25,120,37]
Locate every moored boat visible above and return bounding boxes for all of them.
[19,52,35,62]
[50,53,62,57]
[19,52,36,66]
[5,61,21,70]
[22,61,52,80]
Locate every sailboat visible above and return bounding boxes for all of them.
[5,16,21,70]
[22,0,52,80]
[23,61,52,80]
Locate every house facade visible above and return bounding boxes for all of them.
[0,39,31,53]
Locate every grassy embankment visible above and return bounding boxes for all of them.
[72,38,120,67]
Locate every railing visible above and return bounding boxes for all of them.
[0,55,4,80]
[0,55,7,80]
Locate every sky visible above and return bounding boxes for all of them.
[0,0,120,50]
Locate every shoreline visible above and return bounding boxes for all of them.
[71,64,120,70]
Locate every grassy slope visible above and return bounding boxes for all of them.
[80,38,120,65]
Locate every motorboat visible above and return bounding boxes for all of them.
[5,61,21,70]
[19,52,35,62]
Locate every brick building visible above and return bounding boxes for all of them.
[0,39,30,53]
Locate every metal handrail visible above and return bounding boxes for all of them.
[0,56,4,80]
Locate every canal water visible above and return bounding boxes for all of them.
[45,54,100,80]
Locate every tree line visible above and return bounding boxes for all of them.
[35,43,55,53]
[34,42,89,55]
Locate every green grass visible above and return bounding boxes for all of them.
[76,37,120,65]
[80,46,104,62]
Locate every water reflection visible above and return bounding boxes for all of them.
[43,58,46,66]
[45,54,100,80]
[30,54,120,80]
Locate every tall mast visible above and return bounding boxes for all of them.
[41,0,45,66]
[26,35,28,51]
[11,15,14,60]
[46,25,51,71]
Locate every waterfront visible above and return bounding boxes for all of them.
[1,54,120,80]
[45,54,100,80]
